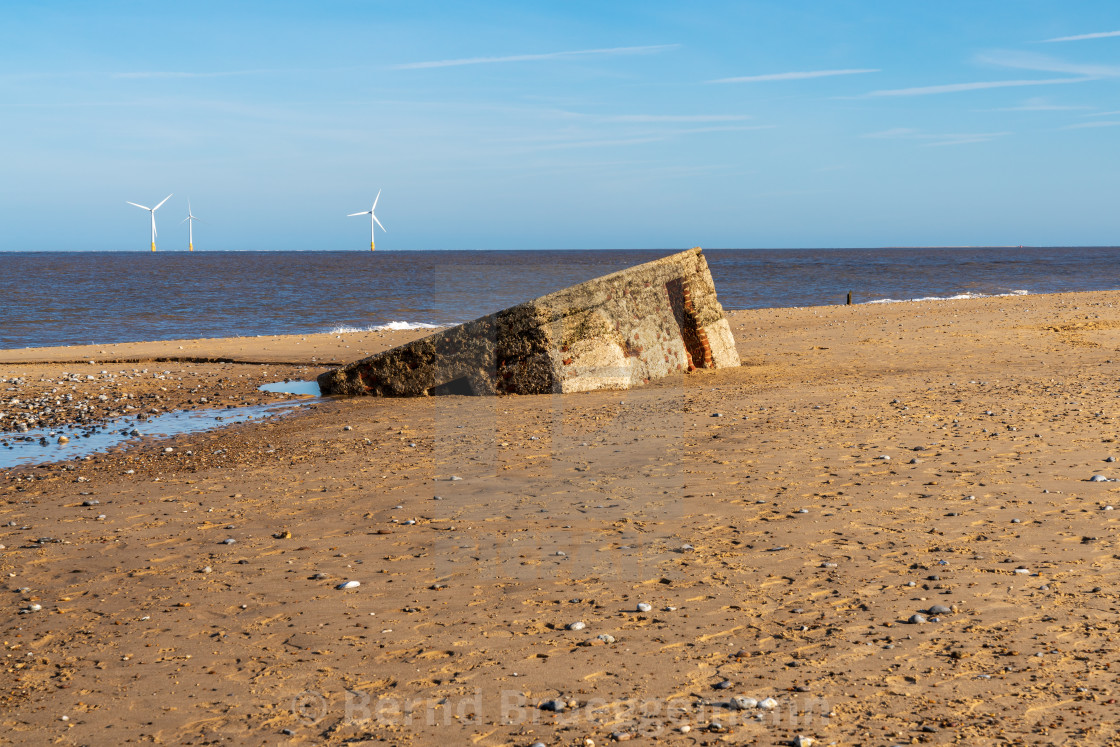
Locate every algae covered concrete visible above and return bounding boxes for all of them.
[317,247,739,396]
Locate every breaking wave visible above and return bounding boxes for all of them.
[327,321,443,334]
[864,289,1029,305]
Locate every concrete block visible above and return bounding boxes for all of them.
[317,247,739,396]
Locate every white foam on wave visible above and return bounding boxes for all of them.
[864,289,1029,305]
[328,321,443,334]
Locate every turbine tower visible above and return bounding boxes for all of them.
[181,200,199,252]
[348,189,386,251]
[126,194,172,252]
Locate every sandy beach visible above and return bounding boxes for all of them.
[4,291,1120,745]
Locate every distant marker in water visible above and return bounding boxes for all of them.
[180,200,200,252]
[348,189,386,251]
[126,194,172,252]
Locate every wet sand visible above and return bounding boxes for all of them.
[4,292,1120,745]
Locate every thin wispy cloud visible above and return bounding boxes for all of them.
[977,50,1120,78]
[1085,110,1120,117]
[112,70,274,79]
[709,68,878,84]
[602,114,752,123]
[1043,30,1120,43]
[1063,120,1120,129]
[864,127,1010,146]
[988,96,1091,111]
[861,77,1089,97]
[391,44,678,70]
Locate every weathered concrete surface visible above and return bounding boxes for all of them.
[317,247,739,396]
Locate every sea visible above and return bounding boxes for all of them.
[2,246,1119,350]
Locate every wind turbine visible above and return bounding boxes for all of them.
[126,194,172,252]
[181,200,199,252]
[348,189,386,251]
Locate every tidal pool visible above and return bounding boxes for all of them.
[0,400,309,470]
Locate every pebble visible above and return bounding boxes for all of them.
[337,580,361,590]
[927,604,952,615]
[57,435,69,444]
[729,696,757,710]
[221,538,235,545]
[636,602,652,613]
[1091,475,1109,482]
[1108,457,1116,462]
[1014,568,1031,575]
[1011,518,1021,523]
[343,425,352,431]
[794,737,815,747]
[567,621,586,631]
[714,680,732,690]
[596,633,616,644]
[540,699,566,712]
[908,613,928,624]
[311,573,329,580]
[758,697,778,710]
[82,499,99,506]
[163,447,173,453]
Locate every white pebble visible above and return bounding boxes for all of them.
[337,580,361,590]
[567,621,586,631]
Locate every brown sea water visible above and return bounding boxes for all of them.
[2,247,1118,350]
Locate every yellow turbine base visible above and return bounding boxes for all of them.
[189,243,194,252]
[151,243,157,252]
[370,241,375,252]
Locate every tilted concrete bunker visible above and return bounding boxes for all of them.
[317,247,740,396]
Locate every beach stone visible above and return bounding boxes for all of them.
[540,699,566,712]
[729,696,757,710]
[1091,475,1109,482]
[928,604,952,615]
[567,621,586,631]
[909,613,928,624]
[317,248,739,396]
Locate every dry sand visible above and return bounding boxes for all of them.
[4,292,1120,745]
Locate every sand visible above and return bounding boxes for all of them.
[4,291,1120,745]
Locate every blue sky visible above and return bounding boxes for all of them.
[2,1,1118,250]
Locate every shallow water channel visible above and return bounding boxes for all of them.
[0,381,322,470]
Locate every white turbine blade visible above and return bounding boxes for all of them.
[347,211,370,217]
[371,189,381,211]
[372,214,386,232]
[153,193,173,211]
[180,217,189,224]
[126,201,151,210]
